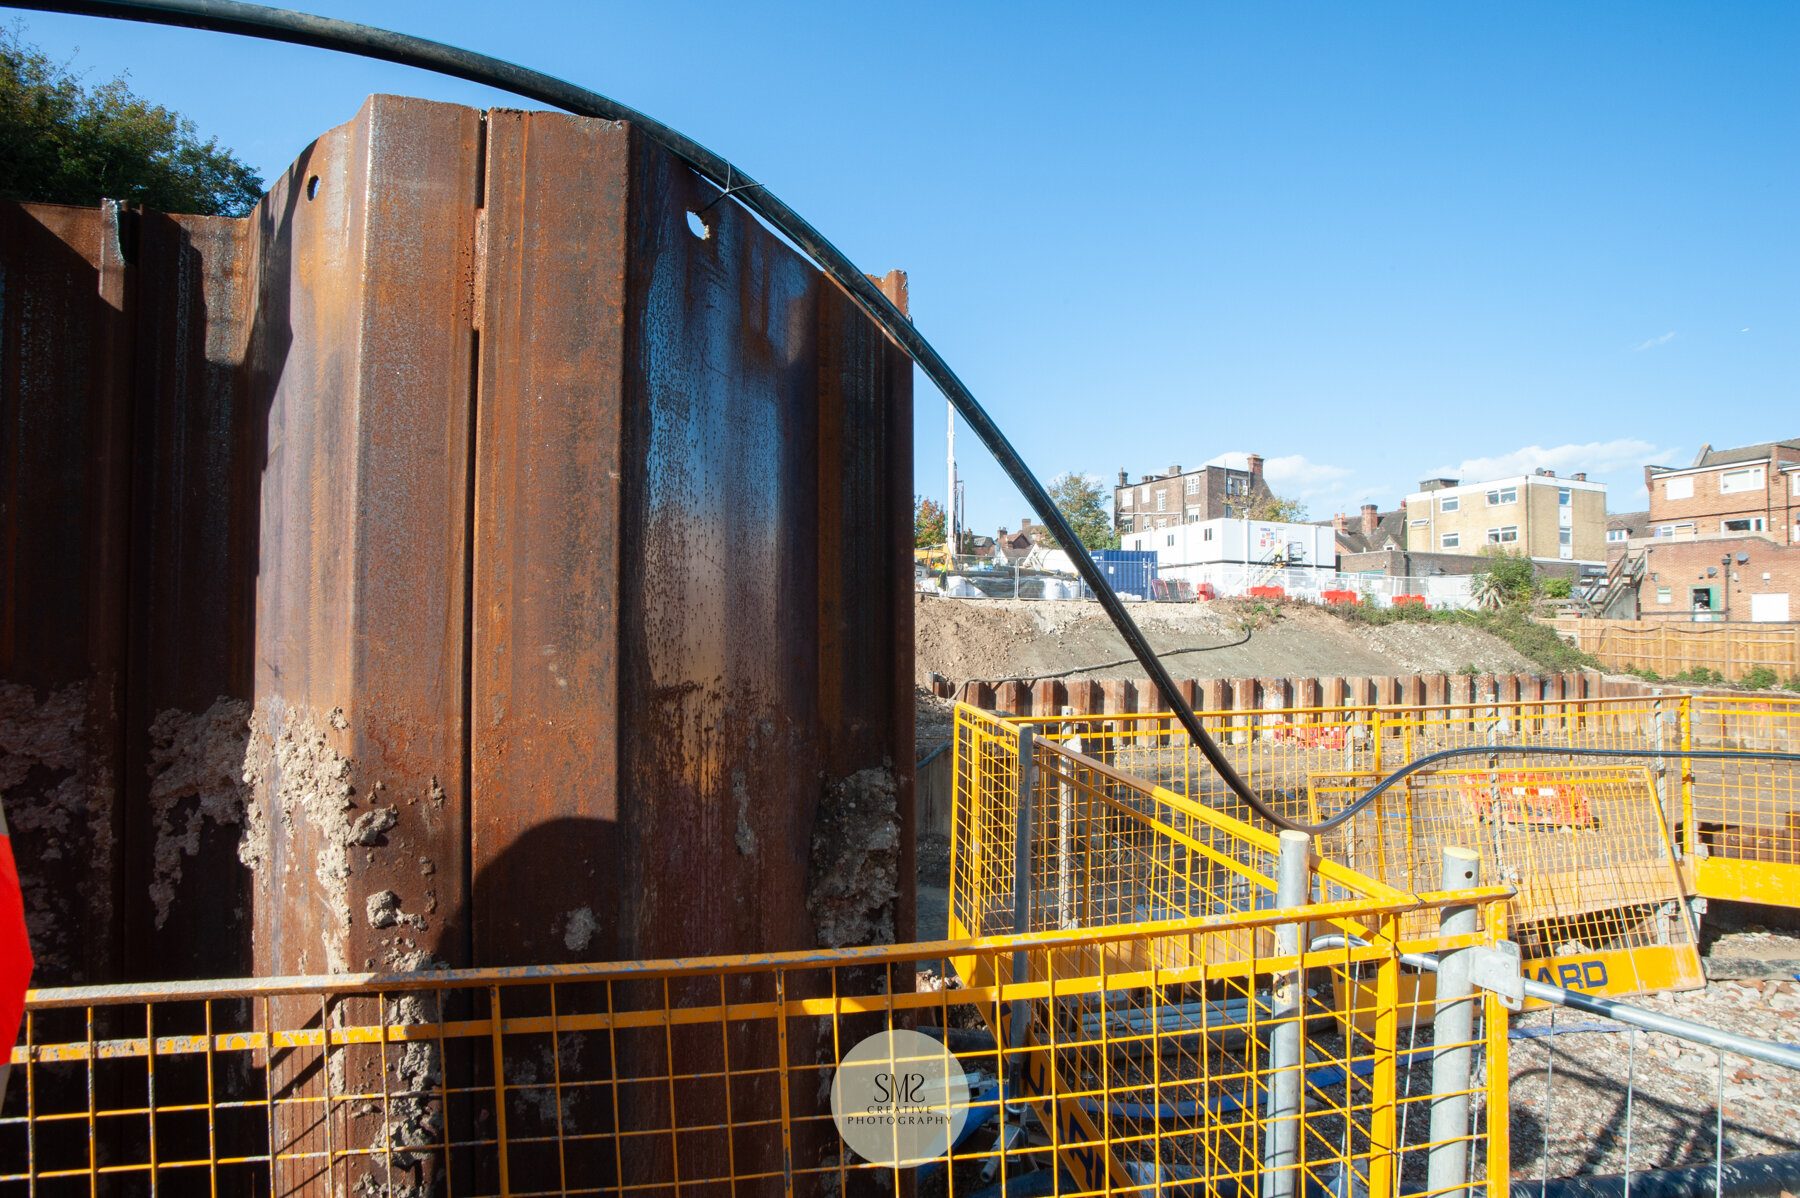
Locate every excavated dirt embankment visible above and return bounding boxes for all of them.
[915,594,1534,688]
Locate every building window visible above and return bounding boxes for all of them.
[1203,528,1214,541]
[1656,587,1672,604]
[1722,517,1765,533]
[1410,519,1428,527]
[1486,526,1519,544]
[1719,466,1765,495]
[1441,496,1459,512]
[1558,529,1572,545]
[1167,534,1176,547]
[1486,487,1518,506]
[1663,476,1694,501]
[1558,487,1571,506]
[1607,529,1628,542]
[1156,491,1167,512]
[1442,532,1460,550]
[1691,587,1713,610]
[1120,491,1132,508]
[1185,476,1199,494]
[1139,485,1150,503]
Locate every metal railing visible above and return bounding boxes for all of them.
[920,559,1487,609]
[2,897,1514,1197]
[999,692,1800,949]
[949,704,1519,1198]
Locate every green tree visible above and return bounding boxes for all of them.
[1033,473,1118,550]
[1,29,264,216]
[1472,552,1535,609]
[1242,492,1309,523]
[913,495,946,548]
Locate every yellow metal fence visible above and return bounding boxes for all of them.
[998,692,1800,951]
[948,705,1516,1198]
[7,705,1517,1198]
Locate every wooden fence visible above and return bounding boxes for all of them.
[1552,618,1800,680]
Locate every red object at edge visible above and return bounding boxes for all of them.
[0,817,33,1071]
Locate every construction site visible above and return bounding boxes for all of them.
[2,4,1799,1198]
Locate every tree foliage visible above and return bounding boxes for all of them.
[1241,492,1309,523]
[1,29,264,216]
[1033,473,1118,550]
[913,495,946,548]
[1471,553,1535,609]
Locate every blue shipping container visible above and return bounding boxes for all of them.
[1090,550,1158,598]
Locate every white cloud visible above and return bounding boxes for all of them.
[1634,331,1677,351]
[1199,451,1352,497]
[1431,439,1680,485]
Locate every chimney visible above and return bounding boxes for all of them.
[1118,468,1128,486]
[1361,504,1379,535]
[1020,516,1033,532]
[1333,513,1350,533]
[1572,472,1586,482]
[1247,454,1264,478]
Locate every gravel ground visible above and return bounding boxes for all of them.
[1501,977,1800,1180]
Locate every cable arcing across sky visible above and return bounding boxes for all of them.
[15,0,1798,837]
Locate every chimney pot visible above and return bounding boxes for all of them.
[1361,504,1379,536]
[1333,513,1349,533]
[1572,472,1586,482]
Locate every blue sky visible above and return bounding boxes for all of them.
[13,2,1796,528]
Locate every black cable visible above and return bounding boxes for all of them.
[6,0,1289,826]
[19,2,1792,842]
[1307,744,1800,835]
[962,626,1254,687]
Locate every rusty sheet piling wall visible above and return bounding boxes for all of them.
[0,94,915,989]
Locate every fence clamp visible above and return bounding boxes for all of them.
[1468,940,1524,1010]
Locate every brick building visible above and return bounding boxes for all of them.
[1327,505,1406,557]
[1634,537,1797,623]
[1612,438,1800,622]
[1606,510,1649,565]
[1642,439,1800,545]
[1113,456,1272,534]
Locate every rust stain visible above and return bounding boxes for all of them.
[4,94,913,1193]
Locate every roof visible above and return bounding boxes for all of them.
[1404,473,1605,499]
[1696,439,1800,468]
[1651,439,1800,475]
[1326,509,1407,555]
[1606,509,1649,531]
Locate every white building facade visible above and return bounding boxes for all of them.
[1124,518,1340,597]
